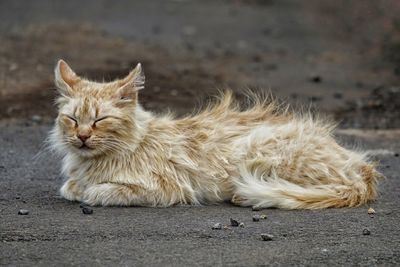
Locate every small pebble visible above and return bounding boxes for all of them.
[31,115,42,123]
[309,96,322,102]
[18,209,29,215]
[212,223,222,230]
[362,228,371,236]
[368,207,376,214]
[333,92,343,99]
[82,207,93,215]
[253,215,260,222]
[310,75,322,83]
[239,222,245,228]
[230,218,240,227]
[260,214,267,219]
[261,233,274,241]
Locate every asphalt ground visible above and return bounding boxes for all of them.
[0,124,399,266]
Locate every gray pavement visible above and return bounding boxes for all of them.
[0,124,399,266]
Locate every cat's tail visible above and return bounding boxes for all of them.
[233,163,382,209]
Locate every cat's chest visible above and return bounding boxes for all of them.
[69,158,128,183]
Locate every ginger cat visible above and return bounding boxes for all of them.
[50,60,381,209]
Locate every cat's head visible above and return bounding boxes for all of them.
[51,59,146,158]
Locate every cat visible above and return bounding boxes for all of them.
[50,59,381,209]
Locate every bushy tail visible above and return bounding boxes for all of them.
[233,164,381,209]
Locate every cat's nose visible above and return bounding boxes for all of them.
[78,134,91,142]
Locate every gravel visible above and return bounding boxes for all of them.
[261,233,274,241]
[230,218,240,227]
[253,214,267,221]
[82,207,93,215]
[362,229,371,236]
[17,209,29,215]
[309,75,322,83]
[368,208,376,214]
[212,223,222,230]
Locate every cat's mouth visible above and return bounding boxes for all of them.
[79,144,93,150]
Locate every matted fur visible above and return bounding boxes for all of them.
[50,60,382,209]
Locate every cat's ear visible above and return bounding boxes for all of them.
[54,59,81,97]
[115,63,145,103]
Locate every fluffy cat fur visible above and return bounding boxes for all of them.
[50,60,381,209]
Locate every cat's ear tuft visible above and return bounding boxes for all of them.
[115,63,145,104]
[54,59,81,97]
[118,63,145,91]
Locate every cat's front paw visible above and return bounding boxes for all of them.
[60,179,82,202]
[82,184,120,206]
[231,194,247,206]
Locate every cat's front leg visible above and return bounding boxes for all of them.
[60,179,83,202]
[82,183,149,206]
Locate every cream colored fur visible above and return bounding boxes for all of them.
[50,60,381,209]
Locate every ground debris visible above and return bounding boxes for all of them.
[339,86,400,128]
[18,209,29,215]
[230,218,240,227]
[368,207,376,215]
[82,207,93,215]
[253,214,267,221]
[212,223,222,230]
[362,228,371,236]
[309,75,322,83]
[31,115,42,123]
[261,233,274,241]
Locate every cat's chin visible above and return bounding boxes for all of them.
[71,146,101,158]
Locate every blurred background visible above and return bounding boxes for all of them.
[1,0,400,128]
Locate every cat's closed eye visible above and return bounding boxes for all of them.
[62,114,78,127]
[93,116,111,126]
